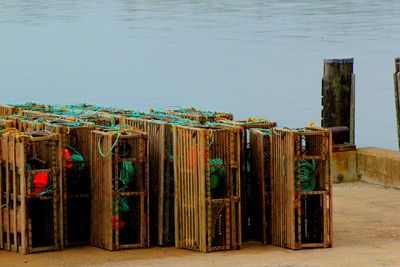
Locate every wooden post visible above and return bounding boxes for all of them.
[322,58,355,144]
[394,57,400,150]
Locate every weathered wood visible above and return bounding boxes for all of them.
[1,131,62,254]
[322,58,355,144]
[43,122,95,247]
[249,129,272,244]
[90,129,149,251]
[151,108,234,124]
[173,125,242,252]
[270,127,332,249]
[394,57,400,150]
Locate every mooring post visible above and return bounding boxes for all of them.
[394,57,400,150]
[322,58,355,144]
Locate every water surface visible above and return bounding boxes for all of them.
[1,0,399,148]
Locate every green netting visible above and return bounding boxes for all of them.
[295,159,317,192]
[210,158,225,198]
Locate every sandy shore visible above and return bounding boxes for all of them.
[1,181,399,267]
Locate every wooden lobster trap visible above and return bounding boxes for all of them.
[0,105,18,116]
[216,119,277,241]
[249,128,273,244]
[0,118,15,130]
[151,108,234,124]
[43,121,95,247]
[90,128,149,250]
[0,131,63,254]
[0,103,46,117]
[123,114,197,246]
[55,111,123,127]
[173,124,242,252]
[20,110,51,121]
[270,127,332,249]
[64,104,141,116]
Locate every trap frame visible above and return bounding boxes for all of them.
[0,131,62,254]
[90,128,149,250]
[173,124,242,252]
[270,127,332,249]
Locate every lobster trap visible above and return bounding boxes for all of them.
[43,122,95,247]
[123,117,175,246]
[217,119,277,241]
[270,127,332,249]
[0,118,15,131]
[173,125,242,252]
[0,131,62,254]
[123,114,198,246]
[249,129,273,244]
[151,108,234,124]
[90,129,149,250]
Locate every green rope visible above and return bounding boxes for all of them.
[119,162,136,192]
[210,158,225,198]
[98,133,121,157]
[112,162,136,225]
[296,159,317,192]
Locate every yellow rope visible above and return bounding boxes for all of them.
[246,117,269,122]
[110,128,141,134]
[15,134,34,141]
[307,121,324,130]
[0,128,19,135]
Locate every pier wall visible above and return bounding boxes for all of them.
[357,147,400,189]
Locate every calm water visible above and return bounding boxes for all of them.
[1,0,399,149]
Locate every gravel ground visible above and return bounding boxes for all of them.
[1,181,399,267]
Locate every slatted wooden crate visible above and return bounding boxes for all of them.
[173,124,242,252]
[0,103,47,117]
[64,104,140,116]
[20,110,51,121]
[270,127,332,249]
[0,105,18,116]
[216,119,277,241]
[43,122,95,247]
[151,108,234,124]
[19,108,119,127]
[0,118,15,130]
[249,128,273,244]
[90,129,149,250]
[0,131,63,254]
[123,114,197,246]
[53,111,123,127]
[17,119,46,133]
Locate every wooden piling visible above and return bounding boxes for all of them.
[394,57,400,150]
[322,58,355,144]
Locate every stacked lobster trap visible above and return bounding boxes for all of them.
[44,121,95,247]
[0,130,63,254]
[0,102,335,255]
[0,118,15,131]
[216,119,277,241]
[173,124,242,252]
[90,128,149,250]
[3,116,94,247]
[249,128,273,244]
[151,107,234,124]
[122,114,197,246]
[270,127,332,249]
